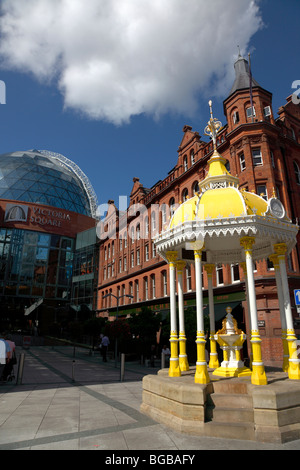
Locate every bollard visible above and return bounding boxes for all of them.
[72,360,75,382]
[16,352,25,385]
[161,352,165,369]
[120,353,125,382]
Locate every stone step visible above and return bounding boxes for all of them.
[207,392,253,409]
[204,420,256,441]
[206,405,254,424]
[211,379,249,395]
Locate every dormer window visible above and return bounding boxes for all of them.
[263,106,271,118]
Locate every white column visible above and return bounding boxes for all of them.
[166,251,180,377]
[240,237,267,385]
[204,264,219,369]
[176,260,189,371]
[274,243,300,380]
[269,254,289,372]
[194,249,210,384]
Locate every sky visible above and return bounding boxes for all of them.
[0,0,299,212]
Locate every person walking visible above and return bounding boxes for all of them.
[101,335,110,362]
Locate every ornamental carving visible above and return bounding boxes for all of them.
[273,243,287,256]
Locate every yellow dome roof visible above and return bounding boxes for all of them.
[169,188,268,229]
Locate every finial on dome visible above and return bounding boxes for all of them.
[204,100,222,151]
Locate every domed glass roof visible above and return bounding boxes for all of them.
[0,150,97,217]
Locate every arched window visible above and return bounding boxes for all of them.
[169,197,176,217]
[294,161,300,184]
[192,181,199,195]
[182,188,188,202]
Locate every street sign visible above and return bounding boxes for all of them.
[294,289,300,306]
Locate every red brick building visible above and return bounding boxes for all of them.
[96,55,300,366]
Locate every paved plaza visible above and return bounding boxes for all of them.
[0,345,300,451]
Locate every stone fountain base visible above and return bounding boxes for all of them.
[212,364,252,377]
[140,366,300,444]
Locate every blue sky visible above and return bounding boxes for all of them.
[0,0,299,210]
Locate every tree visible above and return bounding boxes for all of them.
[128,307,161,357]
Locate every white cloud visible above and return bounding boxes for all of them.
[0,0,263,124]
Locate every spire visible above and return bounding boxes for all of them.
[228,53,261,97]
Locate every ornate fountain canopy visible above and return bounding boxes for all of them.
[154,101,299,265]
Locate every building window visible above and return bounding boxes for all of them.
[182,188,188,202]
[151,212,156,232]
[131,252,134,268]
[119,238,123,251]
[130,226,135,243]
[104,246,107,260]
[145,216,149,237]
[169,197,176,217]
[270,150,275,168]
[152,242,156,258]
[186,266,192,292]
[257,184,268,200]
[216,265,224,286]
[162,271,167,296]
[151,274,156,298]
[183,155,188,171]
[231,264,240,283]
[136,249,140,265]
[119,259,122,273]
[124,256,127,271]
[129,282,133,302]
[252,148,263,166]
[161,204,167,226]
[293,161,300,184]
[263,106,271,119]
[233,110,240,124]
[144,277,148,300]
[246,106,256,119]
[191,150,195,165]
[145,244,149,261]
[193,181,199,195]
[239,153,246,171]
[136,224,140,240]
[135,280,139,302]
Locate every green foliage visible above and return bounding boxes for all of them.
[128,306,161,342]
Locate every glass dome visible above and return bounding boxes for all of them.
[0,150,97,217]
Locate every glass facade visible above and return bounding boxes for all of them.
[0,228,74,300]
[71,228,98,310]
[0,150,92,216]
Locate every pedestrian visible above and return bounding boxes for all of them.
[0,334,11,381]
[101,334,110,362]
[162,344,170,367]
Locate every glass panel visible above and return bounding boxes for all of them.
[36,246,48,264]
[38,234,50,246]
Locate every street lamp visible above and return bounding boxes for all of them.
[103,293,134,367]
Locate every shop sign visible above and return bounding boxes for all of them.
[30,206,71,227]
